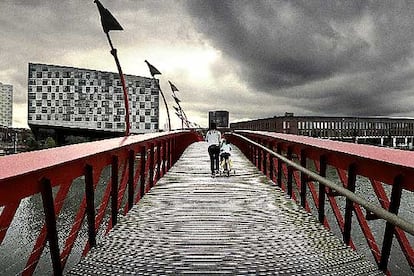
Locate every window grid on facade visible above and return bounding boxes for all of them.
[231,115,414,140]
[27,63,159,133]
[0,82,13,127]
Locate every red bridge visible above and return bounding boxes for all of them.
[0,130,413,275]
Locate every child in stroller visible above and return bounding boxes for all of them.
[220,139,234,176]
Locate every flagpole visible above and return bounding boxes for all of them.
[181,109,189,128]
[155,80,171,131]
[172,93,189,129]
[105,33,130,136]
[145,61,171,131]
[94,0,130,136]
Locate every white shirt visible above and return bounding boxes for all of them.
[205,130,221,145]
[220,143,232,154]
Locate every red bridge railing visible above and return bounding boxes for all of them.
[0,130,201,275]
[227,130,414,276]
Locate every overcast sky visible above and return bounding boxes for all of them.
[2,1,414,129]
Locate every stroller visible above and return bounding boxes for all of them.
[219,139,235,177]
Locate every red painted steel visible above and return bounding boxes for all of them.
[245,131,414,190]
[370,179,414,268]
[228,130,414,275]
[0,130,201,275]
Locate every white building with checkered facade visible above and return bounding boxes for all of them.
[28,63,159,136]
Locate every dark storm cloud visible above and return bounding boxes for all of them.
[0,1,102,105]
[4,0,414,127]
[0,0,203,127]
[185,0,414,116]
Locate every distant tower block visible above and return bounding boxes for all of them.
[209,111,229,128]
[0,82,13,127]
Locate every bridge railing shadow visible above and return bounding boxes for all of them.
[0,130,202,275]
[227,130,414,275]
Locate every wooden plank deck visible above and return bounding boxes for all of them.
[69,142,382,275]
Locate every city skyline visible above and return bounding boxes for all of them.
[2,1,414,128]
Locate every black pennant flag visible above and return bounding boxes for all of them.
[169,81,179,92]
[95,0,123,33]
[145,60,162,77]
[173,95,181,104]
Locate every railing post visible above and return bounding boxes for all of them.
[128,150,135,211]
[139,146,146,199]
[246,144,250,161]
[85,164,96,248]
[343,163,357,245]
[318,155,327,224]
[300,149,307,208]
[379,174,404,272]
[269,142,274,182]
[249,144,254,163]
[111,156,119,227]
[263,140,268,176]
[257,144,261,170]
[170,137,175,166]
[40,177,62,276]
[149,143,155,188]
[162,139,167,176]
[277,144,282,188]
[156,141,161,182]
[252,144,255,164]
[252,138,257,166]
[166,139,171,170]
[287,146,293,197]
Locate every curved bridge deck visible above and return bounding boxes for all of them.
[69,142,382,275]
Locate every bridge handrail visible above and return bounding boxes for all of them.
[236,130,414,190]
[229,130,414,274]
[0,130,201,275]
[232,132,414,236]
[0,130,192,204]
[0,130,184,182]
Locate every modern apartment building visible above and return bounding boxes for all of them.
[0,82,13,127]
[28,63,159,140]
[231,113,414,147]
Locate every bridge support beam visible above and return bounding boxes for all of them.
[156,142,162,180]
[262,143,267,176]
[111,155,118,227]
[111,156,119,227]
[162,139,167,176]
[85,165,96,249]
[277,145,282,188]
[300,150,307,208]
[40,177,63,276]
[149,143,155,189]
[287,146,293,197]
[379,174,403,272]
[268,141,275,182]
[139,146,146,199]
[128,150,135,211]
[344,163,357,245]
[318,155,327,224]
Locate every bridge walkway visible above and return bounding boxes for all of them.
[69,142,382,275]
